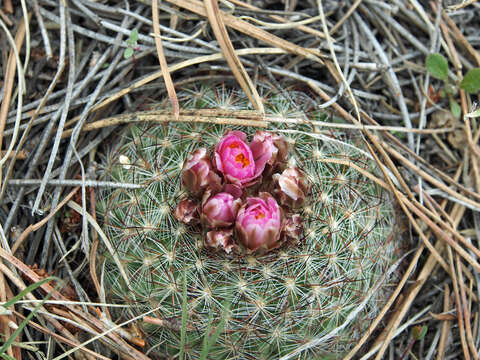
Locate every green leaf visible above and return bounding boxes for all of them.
[412,325,428,340]
[130,28,139,43]
[1,277,56,309]
[123,47,134,59]
[200,300,230,360]
[460,68,480,94]
[450,99,461,118]
[1,354,16,360]
[426,53,449,81]
[200,311,214,360]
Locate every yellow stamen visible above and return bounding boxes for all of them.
[235,153,250,168]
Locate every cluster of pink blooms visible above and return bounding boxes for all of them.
[174,130,309,254]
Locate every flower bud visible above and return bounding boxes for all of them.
[250,131,289,167]
[205,229,236,253]
[182,148,222,195]
[174,199,199,225]
[283,214,303,241]
[214,131,270,187]
[222,183,243,199]
[202,192,242,228]
[273,167,309,208]
[235,192,283,253]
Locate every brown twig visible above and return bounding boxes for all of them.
[152,0,179,120]
[204,0,264,113]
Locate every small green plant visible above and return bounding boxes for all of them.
[124,28,139,59]
[399,324,428,360]
[426,53,480,118]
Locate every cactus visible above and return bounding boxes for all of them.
[97,84,399,359]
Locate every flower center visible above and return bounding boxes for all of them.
[255,211,265,220]
[235,153,251,168]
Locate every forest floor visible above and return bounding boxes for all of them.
[1,0,480,359]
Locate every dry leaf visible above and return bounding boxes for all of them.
[429,311,456,321]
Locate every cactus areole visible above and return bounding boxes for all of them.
[99,86,399,359]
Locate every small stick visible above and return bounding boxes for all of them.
[152,0,179,120]
[0,150,26,159]
[436,284,451,360]
[447,245,470,359]
[457,254,479,359]
[440,8,480,66]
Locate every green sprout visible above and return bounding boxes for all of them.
[398,325,428,360]
[426,53,480,118]
[124,28,139,59]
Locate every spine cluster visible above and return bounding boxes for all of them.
[98,84,399,359]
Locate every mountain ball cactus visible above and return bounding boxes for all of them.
[98,85,400,359]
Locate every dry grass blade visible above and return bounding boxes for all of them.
[152,0,179,120]
[88,188,106,319]
[61,47,291,128]
[0,150,26,159]
[0,256,92,358]
[457,254,478,359]
[10,187,80,254]
[0,247,148,359]
[372,203,466,359]
[61,109,268,138]
[384,145,480,211]
[329,0,363,35]
[344,245,425,359]
[0,267,15,358]
[166,0,324,62]
[436,284,451,360]
[12,311,109,360]
[441,9,480,66]
[67,200,130,288]
[448,245,471,359]
[229,0,326,38]
[204,0,264,113]
[3,1,480,358]
[0,15,27,179]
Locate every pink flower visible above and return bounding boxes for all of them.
[273,167,309,208]
[214,131,271,187]
[174,199,199,225]
[205,229,236,253]
[250,131,289,167]
[202,192,242,228]
[182,148,222,195]
[235,192,283,252]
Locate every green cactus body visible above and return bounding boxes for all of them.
[98,85,399,359]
